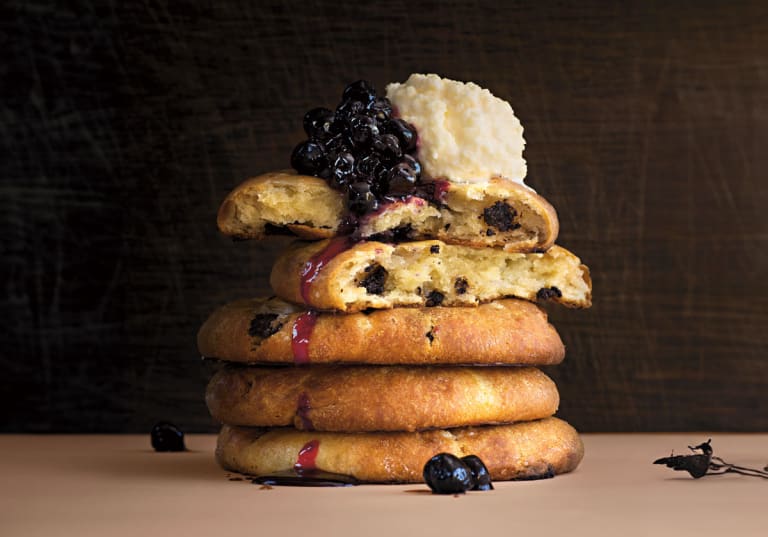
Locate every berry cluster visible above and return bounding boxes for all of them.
[423,452,494,494]
[290,80,423,215]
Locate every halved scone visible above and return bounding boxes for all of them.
[271,239,592,312]
[217,170,558,252]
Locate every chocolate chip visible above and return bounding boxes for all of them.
[454,277,469,295]
[483,201,520,232]
[430,244,440,254]
[359,264,388,295]
[536,286,562,300]
[425,290,445,307]
[248,314,284,338]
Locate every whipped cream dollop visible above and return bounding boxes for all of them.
[386,74,527,185]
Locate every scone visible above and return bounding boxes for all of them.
[197,297,565,365]
[217,417,583,483]
[216,171,558,252]
[207,365,559,432]
[271,239,592,312]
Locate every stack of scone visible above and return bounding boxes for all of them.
[198,74,592,484]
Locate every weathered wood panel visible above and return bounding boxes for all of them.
[2,0,767,431]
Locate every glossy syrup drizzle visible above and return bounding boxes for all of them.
[291,311,318,364]
[248,437,357,488]
[431,180,450,202]
[294,439,320,472]
[299,237,352,303]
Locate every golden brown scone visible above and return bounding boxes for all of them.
[216,417,583,483]
[207,365,559,432]
[217,171,344,240]
[217,170,559,251]
[197,297,565,365]
[271,239,592,312]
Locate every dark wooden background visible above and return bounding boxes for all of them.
[3,0,767,432]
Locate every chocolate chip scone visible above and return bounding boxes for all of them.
[197,297,565,365]
[207,365,559,432]
[271,239,592,312]
[217,171,558,252]
[217,417,583,483]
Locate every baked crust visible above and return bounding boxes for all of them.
[216,417,583,483]
[197,297,565,365]
[207,365,559,432]
[217,170,559,251]
[271,239,592,312]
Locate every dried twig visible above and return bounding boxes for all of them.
[654,439,768,479]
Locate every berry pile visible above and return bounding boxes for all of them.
[291,80,423,215]
[422,452,494,494]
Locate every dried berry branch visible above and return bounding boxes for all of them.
[654,439,768,479]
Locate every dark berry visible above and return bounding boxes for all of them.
[386,163,417,196]
[330,152,355,187]
[387,118,417,152]
[369,223,414,242]
[348,182,379,215]
[483,201,520,232]
[324,133,351,155]
[536,286,562,300]
[336,98,366,118]
[461,455,494,491]
[430,245,440,254]
[248,313,283,338]
[342,80,376,106]
[425,290,445,307]
[291,140,327,175]
[151,421,186,452]
[401,154,421,179]
[423,453,474,494]
[316,166,332,180]
[425,329,435,343]
[355,154,386,184]
[372,133,403,164]
[303,107,334,140]
[359,264,388,295]
[347,115,379,148]
[454,277,469,295]
[369,97,392,121]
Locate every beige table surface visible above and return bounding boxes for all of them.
[1,433,767,537]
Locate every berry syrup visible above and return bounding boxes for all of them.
[431,180,450,203]
[248,439,358,487]
[291,311,318,364]
[294,439,320,472]
[299,237,352,303]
